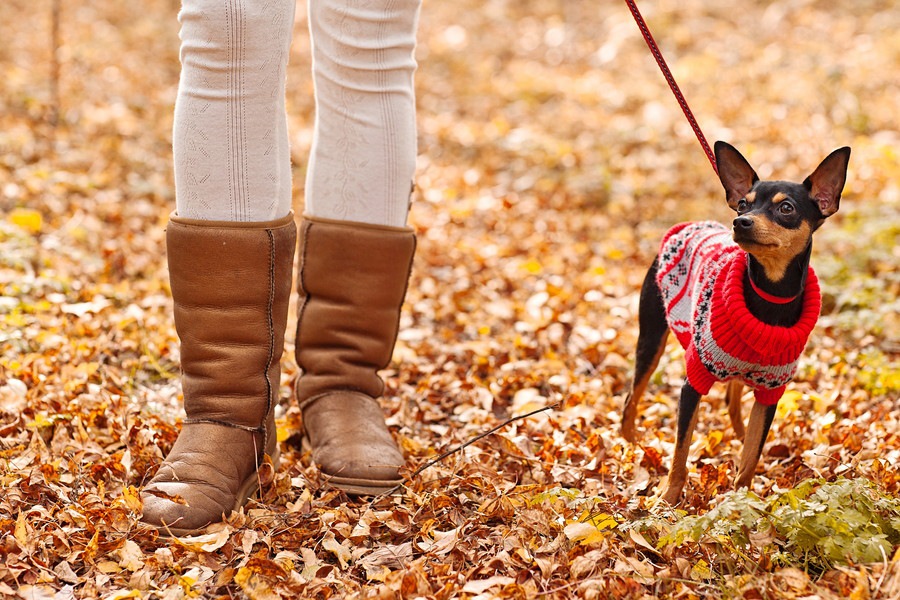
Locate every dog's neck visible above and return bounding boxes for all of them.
[744,243,812,327]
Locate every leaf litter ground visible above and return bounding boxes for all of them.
[1,0,898,598]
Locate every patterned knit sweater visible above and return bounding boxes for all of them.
[655,221,821,405]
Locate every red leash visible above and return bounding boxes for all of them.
[624,0,718,176]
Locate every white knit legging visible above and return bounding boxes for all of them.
[173,0,420,227]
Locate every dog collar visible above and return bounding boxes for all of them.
[719,253,821,357]
[747,276,800,304]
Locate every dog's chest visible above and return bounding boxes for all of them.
[654,221,816,398]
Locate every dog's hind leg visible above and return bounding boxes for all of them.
[735,401,777,490]
[725,380,745,440]
[622,258,669,442]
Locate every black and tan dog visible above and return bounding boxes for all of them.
[621,141,850,504]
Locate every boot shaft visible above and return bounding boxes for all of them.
[294,216,416,405]
[167,212,297,430]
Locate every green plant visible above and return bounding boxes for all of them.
[629,478,900,576]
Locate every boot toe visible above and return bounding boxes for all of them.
[302,392,406,493]
[313,441,404,495]
[141,481,226,535]
[313,439,404,482]
[139,423,265,535]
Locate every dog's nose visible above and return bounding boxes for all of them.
[733,216,753,230]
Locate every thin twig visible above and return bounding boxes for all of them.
[378,402,560,498]
[50,0,61,130]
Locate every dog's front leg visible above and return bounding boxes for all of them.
[661,382,702,504]
[735,401,777,490]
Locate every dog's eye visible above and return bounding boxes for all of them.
[737,199,748,212]
[778,202,795,214]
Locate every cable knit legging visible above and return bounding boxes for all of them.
[173,0,420,227]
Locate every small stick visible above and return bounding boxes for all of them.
[378,402,560,497]
[50,0,61,130]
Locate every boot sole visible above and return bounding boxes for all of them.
[320,473,404,496]
[300,435,403,496]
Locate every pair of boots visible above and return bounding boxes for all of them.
[140,213,415,536]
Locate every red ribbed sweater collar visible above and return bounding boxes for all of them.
[720,252,821,358]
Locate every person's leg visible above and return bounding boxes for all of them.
[304,0,420,227]
[173,0,295,222]
[295,0,421,493]
[141,0,297,535]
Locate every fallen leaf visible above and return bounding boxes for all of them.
[322,532,352,569]
[462,576,515,594]
[9,208,43,234]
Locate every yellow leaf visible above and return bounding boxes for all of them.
[276,421,291,443]
[273,551,295,574]
[105,591,141,600]
[9,208,43,234]
[705,430,724,453]
[122,486,143,513]
[521,258,543,274]
[84,530,100,562]
[27,413,54,430]
[848,567,870,600]
[585,512,619,531]
[564,521,607,545]
[179,575,202,599]
[776,389,802,419]
[690,559,712,580]
[14,511,29,549]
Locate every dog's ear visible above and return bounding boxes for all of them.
[715,141,759,211]
[804,147,850,218]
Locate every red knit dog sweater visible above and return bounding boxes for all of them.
[655,221,821,405]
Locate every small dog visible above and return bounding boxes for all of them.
[621,141,850,504]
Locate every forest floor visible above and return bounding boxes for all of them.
[1,0,899,598]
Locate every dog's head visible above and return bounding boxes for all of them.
[714,141,850,280]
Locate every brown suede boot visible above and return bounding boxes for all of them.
[141,212,296,536]
[295,216,415,495]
